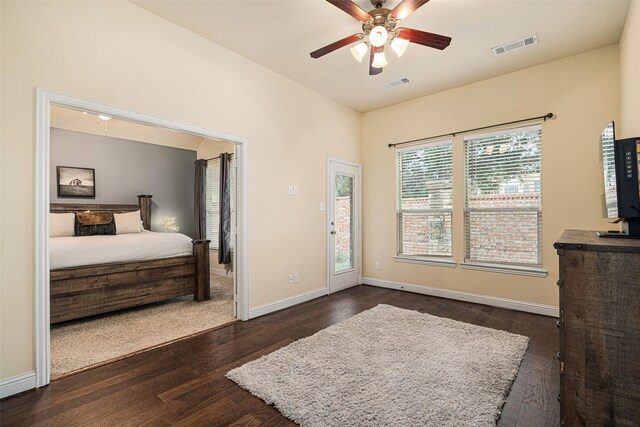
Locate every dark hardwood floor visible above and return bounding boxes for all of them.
[0,285,559,426]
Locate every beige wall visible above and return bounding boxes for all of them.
[197,138,234,161]
[51,105,204,151]
[0,1,360,380]
[0,0,630,386]
[0,0,4,383]
[620,0,640,138]
[196,138,235,272]
[361,46,619,308]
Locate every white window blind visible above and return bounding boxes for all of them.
[205,156,235,250]
[397,140,453,257]
[205,159,220,249]
[464,125,542,265]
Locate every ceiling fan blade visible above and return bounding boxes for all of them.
[397,28,451,50]
[310,34,364,59]
[369,49,382,76]
[390,0,430,20]
[326,0,372,22]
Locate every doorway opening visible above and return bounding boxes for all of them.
[35,89,249,387]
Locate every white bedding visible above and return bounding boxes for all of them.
[50,231,194,270]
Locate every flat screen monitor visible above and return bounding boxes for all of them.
[615,136,640,219]
[598,121,640,238]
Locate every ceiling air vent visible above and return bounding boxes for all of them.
[383,78,411,90]
[491,35,537,56]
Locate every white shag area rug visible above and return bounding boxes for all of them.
[227,304,529,427]
[51,274,235,378]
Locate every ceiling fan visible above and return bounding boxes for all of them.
[310,0,451,75]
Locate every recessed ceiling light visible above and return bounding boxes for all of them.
[98,115,112,121]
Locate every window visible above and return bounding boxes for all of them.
[205,156,235,250]
[601,122,617,218]
[464,125,542,266]
[397,140,453,257]
[205,159,220,248]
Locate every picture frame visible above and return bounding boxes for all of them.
[57,166,96,198]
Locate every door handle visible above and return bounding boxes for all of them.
[330,230,336,235]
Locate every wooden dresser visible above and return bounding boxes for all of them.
[554,230,640,426]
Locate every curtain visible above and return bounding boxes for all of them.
[194,159,207,240]
[218,153,233,265]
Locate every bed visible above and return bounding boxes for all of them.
[49,195,210,324]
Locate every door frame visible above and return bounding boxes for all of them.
[326,157,362,294]
[34,88,250,388]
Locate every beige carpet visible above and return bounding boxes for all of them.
[51,274,234,378]
[227,304,529,427]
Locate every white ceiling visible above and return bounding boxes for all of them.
[133,0,631,113]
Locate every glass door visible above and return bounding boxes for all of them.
[328,159,361,292]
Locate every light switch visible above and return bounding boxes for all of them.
[319,202,326,211]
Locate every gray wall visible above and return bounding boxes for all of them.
[51,128,196,237]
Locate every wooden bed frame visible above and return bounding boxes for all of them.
[49,195,210,324]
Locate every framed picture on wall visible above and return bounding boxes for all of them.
[57,166,96,198]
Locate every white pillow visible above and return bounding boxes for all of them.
[50,213,76,237]
[114,210,144,234]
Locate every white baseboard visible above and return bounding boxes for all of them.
[211,267,232,277]
[249,288,328,319]
[362,277,559,318]
[0,371,36,399]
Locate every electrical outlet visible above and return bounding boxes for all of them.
[289,273,294,284]
[375,261,381,270]
[293,272,299,283]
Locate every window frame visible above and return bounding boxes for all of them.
[462,124,546,274]
[396,139,455,264]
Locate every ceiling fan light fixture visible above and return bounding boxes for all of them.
[372,51,388,68]
[350,42,368,62]
[391,37,409,57]
[310,0,451,75]
[369,26,388,48]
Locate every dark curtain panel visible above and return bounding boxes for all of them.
[194,159,207,240]
[218,153,233,265]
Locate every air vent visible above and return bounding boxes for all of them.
[383,78,411,90]
[491,35,537,56]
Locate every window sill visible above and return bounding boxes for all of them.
[460,262,548,278]
[393,256,457,268]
